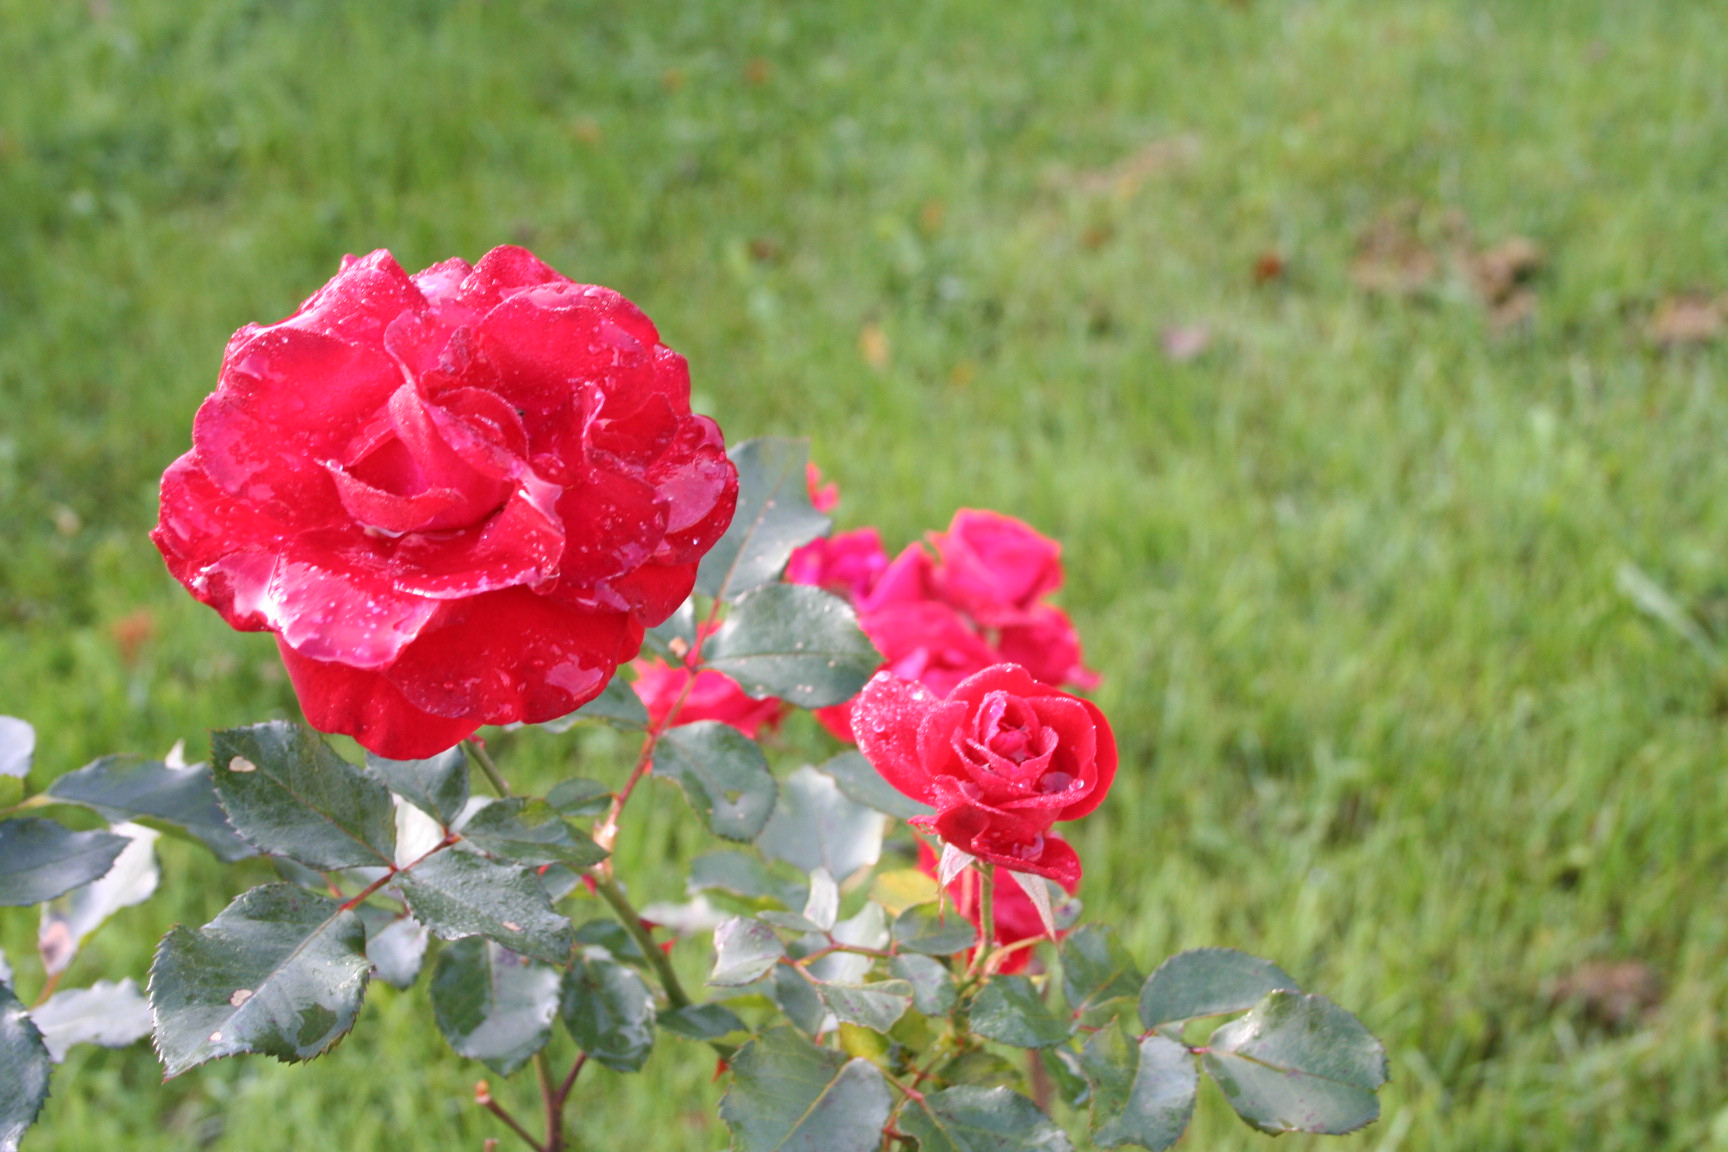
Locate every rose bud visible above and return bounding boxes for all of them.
[852,663,1116,888]
[153,246,737,759]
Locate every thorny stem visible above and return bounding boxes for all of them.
[465,739,511,797]
[592,870,692,1009]
[475,1081,543,1152]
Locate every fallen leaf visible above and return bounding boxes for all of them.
[1551,961,1662,1030]
[1470,236,1544,307]
[1252,250,1286,285]
[109,609,155,665]
[859,323,890,370]
[1062,135,1201,198]
[1647,293,1725,347]
[1488,288,1538,331]
[1161,325,1211,362]
[1351,205,1438,296]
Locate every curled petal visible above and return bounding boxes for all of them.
[278,639,478,759]
[852,672,944,805]
[931,803,1081,889]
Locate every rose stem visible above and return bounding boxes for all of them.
[967,863,997,982]
[465,739,511,797]
[475,1081,543,1152]
[591,870,692,1010]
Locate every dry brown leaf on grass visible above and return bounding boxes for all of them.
[1350,205,1440,296]
[1053,134,1202,199]
[1647,293,1726,347]
[1470,236,1544,329]
[1550,961,1663,1031]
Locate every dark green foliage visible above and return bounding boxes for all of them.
[696,438,830,603]
[395,847,573,964]
[1060,926,1143,1023]
[0,983,50,1152]
[890,954,957,1015]
[560,950,656,1072]
[1079,1029,1196,1150]
[755,766,885,880]
[148,884,369,1077]
[364,748,468,826]
[1201,991,1388,1135]
[211,723,395,869]
[1138,948,1300,1030]
[652,722,778,842]
[708,916,783,986]
[459,798,606,867]
[969,975,1072,1049]
[703,585,879,708]
[815,980,912,1034]
[896,1086,1073,1152]
[719,1027,892,1152]
[892,904,978,956]
[429,937,560,1076]
[47,754,254,861]
[0,817,126,906]
[812,750,933,820]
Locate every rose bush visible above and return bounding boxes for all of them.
[151,246,737,758]
[916,838,1077,974]
[853,662,1116,887]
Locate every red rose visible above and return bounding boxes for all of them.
[631,658,785,740]
[996,604,1099,692]
[783,527,890,604]
[928,509,1062,626]
[152,246,737,759]
[853,664,1115,887]
[916,839,1077,974]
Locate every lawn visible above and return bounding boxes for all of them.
[4,0,1728,1148]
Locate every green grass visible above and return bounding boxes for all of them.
[5,0,1728,1147]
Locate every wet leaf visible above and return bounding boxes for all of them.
[364,748,468,826]
[970,975,1071,1049]
[704,585,880,708]
[653,722,778,843]
[1080,1028,1196,1150]
[148,884,369,1077]
[1138,948,1299,1030]
[397,846,573,964]
[561,949,656,1072]
[1201,991,1387,1135]
[818,979,912,1034]
[212,722,395,869]
[0,982,50,1152]
[719,1026,892,1152]
[709,916,784,986]
[892,904,978,957]
[459,797,606,867]
[757,765,886,881]
[1060,926,1143,1022]
[890,953,956,1015]
[688,849,807,909]
[697,438,830,603]
[546,777,613,819]
[364,916,429,990]
[0,818,127,907]
[39,822,158,975]
[897,1086,1074,1152]
[46,755,254,862]
[659,1002,748,1043]
[813,750,933,820]
[430,937,560,1076]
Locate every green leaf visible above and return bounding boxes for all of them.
[818,979,912,1033]
[561,948,656,1072]
[756,765,887,881]
[897,1086,1074,1152]
[148,883,369,1077]
[364,916,428,990]
[396,847,573,964]
[704,585,880,708]
[364,748,468,826]
[39,822,159,975]
[1201,990,1387,1135]
[658,1002,747,1043]
[893,904,978,957]
[544,676,650,733]
[697,438,830,603]
[0,818,127,907]
[1138,948,1300,1030]
[429,937,560,1076]
[0,981,50,1152]
[212,722,395,869]
[812,750,934,820]
[1080,1029,1197,1150]
[969,975,1072,1049]
[709,916,784,986]
[688,849,806,909]
[719,1025,892,1152]
[770,964,826,1034]
[546,778,613,819]
[572,919,647,966]
[1061,926,1144,1022]
[890,954,956,1016]
[46,755,254,862]
[459,798,607,867]
[653,722,778,843]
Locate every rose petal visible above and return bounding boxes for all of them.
[853,673,944,804]
[996,604,1099,690]
[603,560,699,625]
[1054,697,1115,822]
[931,803,1082,888]
[278,639,477,760]
[387,486,566,599]
[384,588,640,726]
[287,250,427,345]
[153,454,294,631]
[930,509,1062,626]
[632,664,785,740]
[267,540,441,669]
[473,282,657,414]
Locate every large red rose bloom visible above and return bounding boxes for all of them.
[153,246,737,758]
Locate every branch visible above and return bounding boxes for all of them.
[591,871,691,1009]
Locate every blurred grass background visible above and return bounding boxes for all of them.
[4,0,1728,1148]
